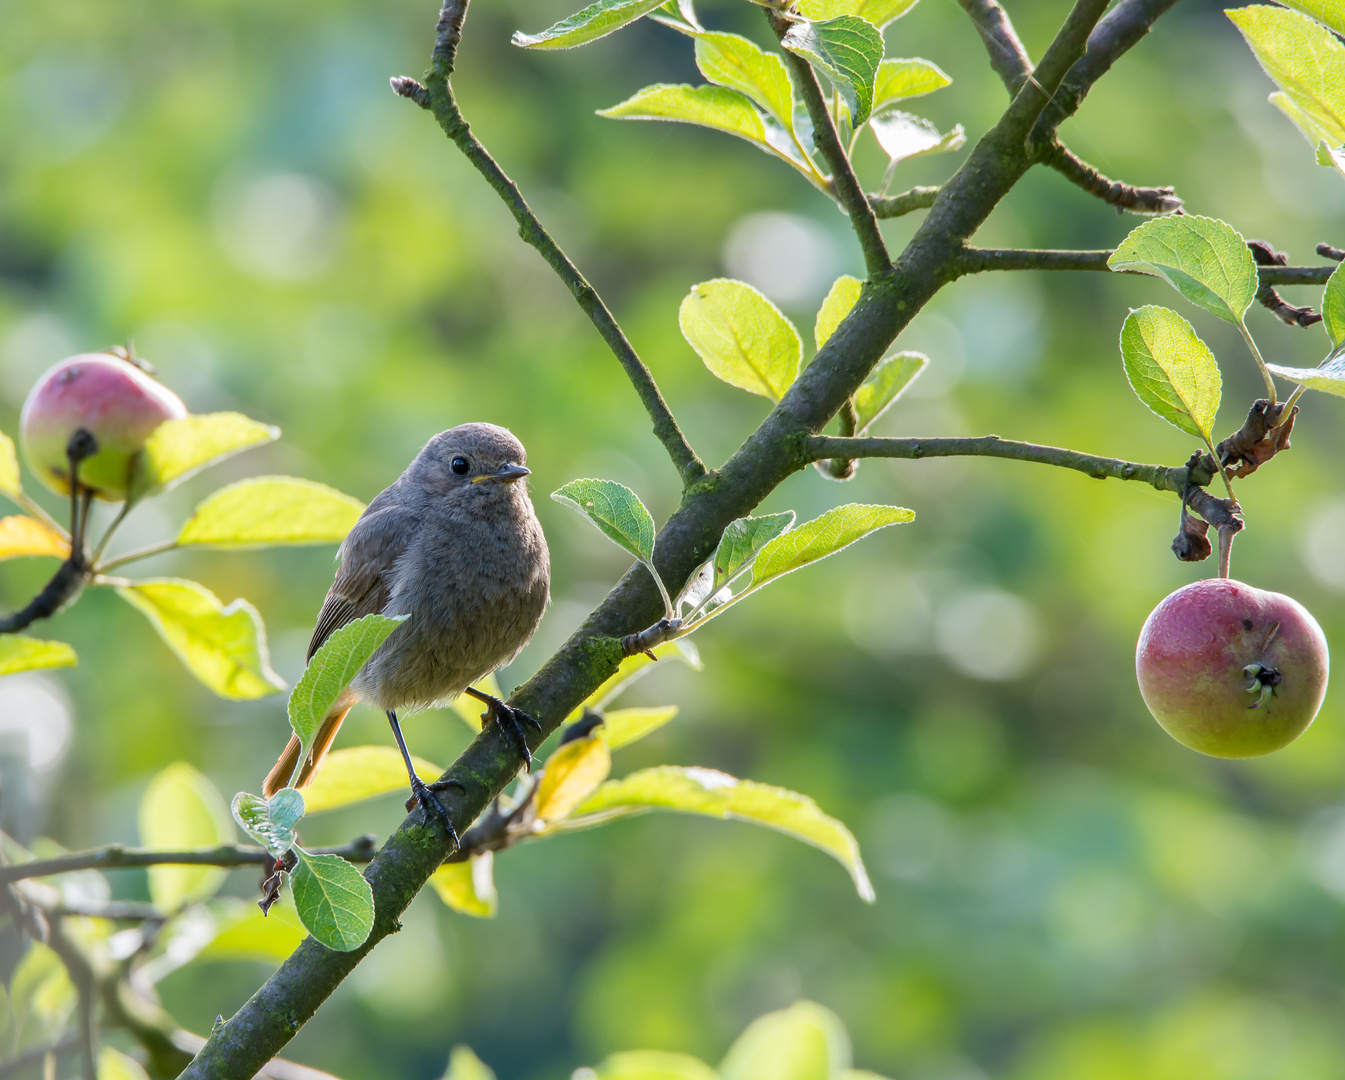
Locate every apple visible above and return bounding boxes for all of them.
[1136,578,1329,757]
[20,351,187,501]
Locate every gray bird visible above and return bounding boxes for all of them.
[263,423,551,841]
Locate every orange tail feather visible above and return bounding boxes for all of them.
[263,693,355,797]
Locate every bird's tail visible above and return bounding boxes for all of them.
[262,690,356,797]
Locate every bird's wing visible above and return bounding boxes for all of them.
[306,500,418,661]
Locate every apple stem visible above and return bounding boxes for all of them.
[1217,525,1235,579]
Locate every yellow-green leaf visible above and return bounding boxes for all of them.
[0,635,77,677]
[10,942,75,1044]
[138,762,234,910]
[552,478,657,565]
[815,275,863,349]
[1323,263,1345,347]
[99,1046,151,1080]
[751,504,914,589]
[720,1001,851,1080]
[1108,215,1259,324]
[795,0,919,28]
[1266,351,1345,396]
[441,1046,498,1080]
[301,745,442,813]
[513,0,667,48]
[691,31,795,131]
[600,706,679,750]
[177,477,364,548]
[288,613,404,752]
[599,84,768,147]
[428,853,498,918]
[573,766,875,900]
[0,430,20,501]
[0,516,69,561]
[567,639,702,720]
[872,58,951,112]
[536,735,612,824]
[869,112,966,169]
[201,897,306,963]
[853,352,927,431]
[1282,0,1345,35]
[679,279,802,401]
[131,412,279,497]
[116,578,285,700]
[1119,305,1222,442]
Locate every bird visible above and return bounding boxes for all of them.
[262,422,551,843]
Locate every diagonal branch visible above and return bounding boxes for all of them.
[179,4,1172,1077]
[956,0,1032,89]
[389,4,706,487]
[869,186,940,219]
[766,10,890,277]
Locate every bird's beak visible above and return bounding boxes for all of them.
[473,463,531,484]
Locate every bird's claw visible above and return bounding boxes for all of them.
[485,701,542,771]
[406,775,461,848]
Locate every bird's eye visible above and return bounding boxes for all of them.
[451,456,470,475]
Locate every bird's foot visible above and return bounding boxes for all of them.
[481,697,542,771]
[406,775,461,848]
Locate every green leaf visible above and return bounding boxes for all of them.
[0,635,76,676]
[288,613,405,757]
[1119,305,1222,442]
[1281,0,1345,36]
[552,480,668,609]
[871,58,951,112]
[440,1045,498,1080]
[1228,6,1345,150]
[513,0,667,48]
[535,735,612,825]
[131,412,279,498]
[428,853,498,919]
[599,706,680,750]
[715,512,797,592]
[869,112,966,171]
[691,31,795,131]
[598,83,767,146]
[815,275,863,349]
[301,746,441,813]
[795,0,920,30]
[177,477,365,548]
[116,578,285,700]
[138,762,234,909]
[1266,351,1345,396]
[10,942,75,1043]
[290,850,374,951]
[0,516,69,561]
[572,766,875,900]
[781,15,884,126]
[1323,263,1345,347]
[99,1047,151,1080]
[586,1050,719,1080]
[0,429,20,501]
[853,352,928,431]
[231,788,305,858]
[751,504,914,590]
[679,279,802,402]
[720,1001,851,1080]
[1108,215,1259,324]
[1270,91,1345,172]
[201,897,306,962]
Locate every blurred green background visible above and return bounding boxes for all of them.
[3,0,1345,1076]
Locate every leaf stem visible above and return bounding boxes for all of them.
[1238,320,1278,403]
[95,539,178,574]
[89,502,133,565]
[17,492,69,540]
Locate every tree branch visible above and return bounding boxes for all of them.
[955,0,1031,90]
[389,5,706,487]
[869,186,940,219]
[806,434,1207,493]
[0,837,376,886]
[766,11,890,277]
[948,246,1336,284]
[1040,141,1181,213]
[179,3,1181,1076]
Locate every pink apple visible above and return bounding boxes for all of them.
[20,352,187,501]
[1136,578,1329,757]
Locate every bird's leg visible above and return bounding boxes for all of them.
[463,686,542,771]
[386,710,460,847]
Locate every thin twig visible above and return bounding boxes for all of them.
[869,186,941,220]
[805,434,1208,494]
[389,2,705,487]
[1041,141,1181,213]
[95,539,177,574]
[0,837,377,886]
[766,9,890,277]
[948,246,1337,284]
